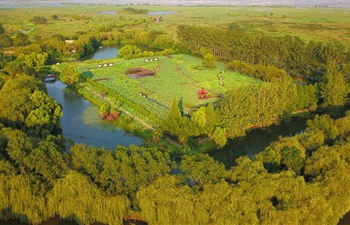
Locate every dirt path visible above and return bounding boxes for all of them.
[79,83,154,130]
[291,107,313,115]
[165,136,183,148]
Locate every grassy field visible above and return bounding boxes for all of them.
[75,55,260,119]
[0,5,349,44]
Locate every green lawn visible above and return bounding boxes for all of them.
[77,54,261,119]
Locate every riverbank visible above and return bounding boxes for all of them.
[46,81,143,150]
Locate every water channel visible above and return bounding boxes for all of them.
[209,118,307,168]
[2,44,349,224]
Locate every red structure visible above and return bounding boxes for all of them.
[197,87,208,99]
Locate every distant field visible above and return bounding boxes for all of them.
[0,5,349,44]
[75,55,261,119]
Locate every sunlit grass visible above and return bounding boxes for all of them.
[75,55,260,118]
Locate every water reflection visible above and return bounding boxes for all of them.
[210,118,308,168]
[46,81,143,150]
[80,44,161,61]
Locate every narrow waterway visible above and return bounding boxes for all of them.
[209,118,307,168]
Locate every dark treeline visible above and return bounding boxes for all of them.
[177,25,350,80]
[1,73,350,224]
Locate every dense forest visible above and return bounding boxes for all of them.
[0,5,350,225]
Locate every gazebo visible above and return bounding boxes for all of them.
[197,87,208,100]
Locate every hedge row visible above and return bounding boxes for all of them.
[226,60,290,82]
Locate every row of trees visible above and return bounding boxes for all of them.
[162,99,227,148]
[161,71,318,146]
[176,25,350,79]
[117,44,176,59]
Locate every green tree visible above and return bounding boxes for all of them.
[17,52,48,67]
[3,60,34,76]
[48,171,130,225]
[0,24,4,34]
[137,175,196,225]
[25,90,63,137]
[13,31,30,47]
[203,52,215,68]
[320,60,349,114]
[70,144,174,197]
[212,127,227,148]
[180,154,227,188]
[15,43,43,56]
[0,34,12,47]
[218,85,257,138]
[204,103,220,137]
[60,66,80,85]
[280,146,305,174]
[162,98,181,136]
[255,147,281,172]
[191,106,206,128]
[117,44,141,59]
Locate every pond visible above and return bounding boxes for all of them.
[80,45,121,61]
[80,44,161,61]
[46,81,143,150]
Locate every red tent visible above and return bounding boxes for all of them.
[197,87,208,99]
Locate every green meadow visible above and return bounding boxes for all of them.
[75,54,261,120]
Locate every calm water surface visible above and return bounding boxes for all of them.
[81,45,120,60]
[80,44,160,61]
[46,81,142,150]
[210,118,307,168]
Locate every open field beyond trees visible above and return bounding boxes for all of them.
[0,5,350,44]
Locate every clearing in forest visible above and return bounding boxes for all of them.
[77,55,261,119]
